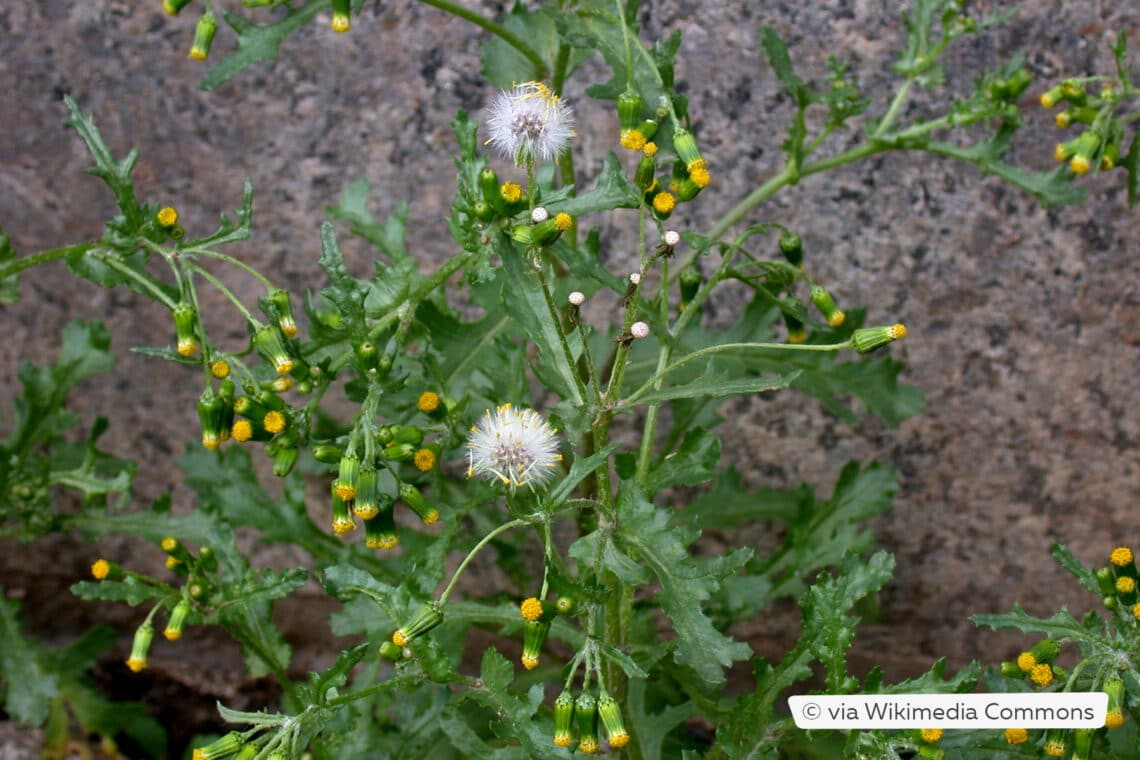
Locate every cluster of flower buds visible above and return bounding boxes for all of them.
[472,167,530,224]
[617,90,710,219]
[1041,79,1126,175]
[551,687,630,753]
[91,537,215,673]
[1094,546,1139,617]
[510,206,574,248]
[516,595,574,670]
[191,731,287,760]
[1000,637,1063,688]
[317,413,442,547]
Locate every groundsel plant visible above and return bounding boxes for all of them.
[0,1,1137,759]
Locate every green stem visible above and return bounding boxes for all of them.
[438,518,528,604]
[96,253,178,309]
[873,79,913,138]
[418,0,547,80]
[187,246,275,291]
[187,264,255,323]
[0,242,96,280]
[536,264,590,404]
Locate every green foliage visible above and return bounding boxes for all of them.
[0,592,166,756]
[1,2,1135,758]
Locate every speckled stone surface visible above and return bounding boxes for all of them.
[1,0,1137,754]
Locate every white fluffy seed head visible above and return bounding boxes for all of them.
[629,272,641,285]
[664,230,681,246]
[466,404,562,490]
[631,321,650,339]
[485,82,575,166]
[531,206,549,223]
[568,291,586,306]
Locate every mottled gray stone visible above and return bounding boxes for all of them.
[1,0,1137,752]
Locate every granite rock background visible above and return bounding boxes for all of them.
[0,0,1137,756]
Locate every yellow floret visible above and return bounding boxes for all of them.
[652,192,675,214]
[520,597,544,621]
[210,360,230,379]
[91,559,111,580]
[231,419,253,442]
[1004,728,1028,745]
[1105,710,1125,729]
[920,728,943,743]
[1016,651,1036,672]
[263,411,286,435]
[417,391,441,413]
[620,129,647,151]
[413,448,437,472]
[1030,663,1053,687]
[1111,547,1133,566]
[499,182,522,203]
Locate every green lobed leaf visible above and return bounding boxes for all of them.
[327,179,414,267]
[70,577,175,607]
[317,221,369,332]
[62,96,144,230]
[641,427,721,493]
[715,552,895,756]
[625,364,800,407]
[0,593,60,725]
[183,179,255,249]
[681,466,808,529]
[498,248,585,406]
[625,678,694,760]
[926,141,1085,207]
[614,483,753,684]
[760,27,810,106]
[543,443,619,510]
[459,649,568,758]
[1050,542,1102,596]
[200,2,326,91]
[0,227,18,305]
[547,153,640,218]
[971,605,1104,643]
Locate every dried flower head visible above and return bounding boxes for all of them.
[466,403,562,490]
[485,82,574,166]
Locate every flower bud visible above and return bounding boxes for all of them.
[1070,728,1092,760]
[636,119,659,141]
[163,0,192,15]
[784,309,811,344]
[672,129,705,173]
[553,690,576,747]
[163,600,191,641]
[480,168,502,211]
[999,660,1023,678]
[1069,131,1100,175]
[378,640,404,661]
[197,392,225,451]
[521,618,551,670]
[634,154,656,191]
[194,731,242,760]
[331,482,356,535]
[575,692,600,754]
[272,445,298,477]
[651,191,675,219]
[267,289,298,338]
[810,285,845,327]
[679,268,702,313]
[330,0,351,32]
[1110,546,1136,578]
[188,12,218,61]
[1103,677,1125,728]
[1042,728,1066,757]
[364,500,398,550]
[126,621,154,673]
[173,302,199,357]
[1040,86,1064,109]
[778,231,803,268]
[312,444,343,464]
[399,482,439,526]
[617,89,642,132]
[1029,638,1060,664]
[598,690,630,748]
[674,176,703,202]
[383,442,416,462]
[392,425,425,447]
[391,601,444,647]
[352,464,379,519]
[91,559,124,581]
[555,596,576,615]
[1003,727,1028,745]
[335,454,360,501]
[252,324,294,375]
[851,324,906,354]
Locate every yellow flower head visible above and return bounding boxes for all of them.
[413,448,437,472]
[1116,576,1136,594]
[210,360,230,379]
[520,597,544,622]
[263,411,286,435]
[1111,547,1133,566]
[1004,727,1028,745]
[91,559,111,580]
[652,191,676,214]
[417,391,441,414]
[920,728,943,743]
[1030,663,1053,687]
[1016,651,1036,672]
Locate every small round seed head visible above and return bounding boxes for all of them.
[568,291,586,306]
[531,206,549,223]
[629,272,641,285]
[664,229,681,246]
[631,321,650,339]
